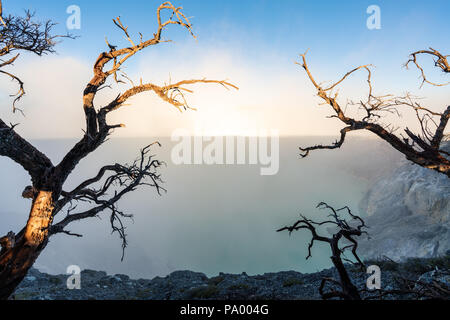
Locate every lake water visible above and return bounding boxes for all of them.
[0,136,400,279]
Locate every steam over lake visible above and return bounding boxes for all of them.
[0,136,400,279]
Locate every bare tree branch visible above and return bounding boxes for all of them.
[50,143,165,260]
[278,202,367,300]
[0,1,66,183]
[297,50,450,177]
[0,4,73,112]
[0,119,53,185]
[55,2,238,185]
[405,47,450,88]
[102,79,238,114]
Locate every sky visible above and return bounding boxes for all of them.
[1,0,449,138]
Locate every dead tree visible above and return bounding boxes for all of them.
[277,202,368,300]
[297,48,450,177]
[0,1,237,300]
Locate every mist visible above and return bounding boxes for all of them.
[0,136,402,279]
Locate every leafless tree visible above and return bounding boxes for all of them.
[297,48,450,177]
[277,203,450,300]
[0,1,237,299]
[277,202,368,300]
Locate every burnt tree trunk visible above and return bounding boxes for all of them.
[0,190,55,300]
[330,239,361,300]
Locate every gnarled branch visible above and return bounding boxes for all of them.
[55,1,237,185]
[50,143,165,260]
[0,119,53,186]
[297,50,450,177]
[405,47,450,88]
[0,3,73,112]
[278,202,368,300]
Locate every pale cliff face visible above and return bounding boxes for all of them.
[359,142,450,260]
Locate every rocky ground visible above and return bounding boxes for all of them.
[11,255,449,300]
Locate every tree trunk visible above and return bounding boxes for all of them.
[331,241,361,300]
[0,190,54,300]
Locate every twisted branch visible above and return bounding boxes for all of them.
[405,47,450,87]
[278,202,367,300]
[0,3,73,112]
[297,49,450,177]
[50,143,165,260]
[55,1,237,184]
